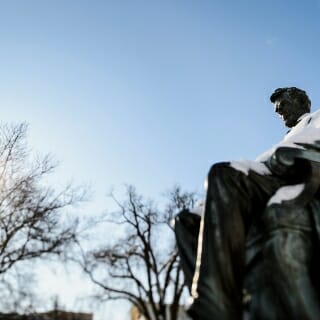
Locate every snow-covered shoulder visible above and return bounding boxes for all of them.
[256,109,320,162]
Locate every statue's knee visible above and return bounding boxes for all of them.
[174,210,201,234]
[174,209,189,230]
[207,162,232,183]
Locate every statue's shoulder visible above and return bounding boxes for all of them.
[309,109,320,121]
[304,109,320,128]
[291,110,320,131]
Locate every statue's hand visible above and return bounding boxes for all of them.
[265,151,296,177]
[265,147,311,180]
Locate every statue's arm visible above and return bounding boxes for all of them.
[265,142,320,178]
[265,153,291,177]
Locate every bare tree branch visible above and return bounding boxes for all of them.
[80,185,197,320]
[0,122,87,311]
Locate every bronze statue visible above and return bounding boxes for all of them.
[175,87,320,320]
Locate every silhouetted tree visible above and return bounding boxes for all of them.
[80,185,197,320]
[0,123,86,303]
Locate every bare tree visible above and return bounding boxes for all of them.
[0,122,85,277]
[80,185,197,320]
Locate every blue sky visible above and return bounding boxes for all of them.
[1,0,320,318]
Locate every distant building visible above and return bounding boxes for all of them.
[40,310,93,320]
[130,304,188,320]
[0,310,93,320]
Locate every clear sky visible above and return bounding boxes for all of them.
[1,0,320,319]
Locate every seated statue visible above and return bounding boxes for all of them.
[174,87,320,320]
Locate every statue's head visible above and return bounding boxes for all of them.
[270,87,311,128]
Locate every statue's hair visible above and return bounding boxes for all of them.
[270,87,311,113]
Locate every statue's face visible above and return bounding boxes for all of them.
[274,93,306,128]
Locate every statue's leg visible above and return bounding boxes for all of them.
[188,162,284,320]
[246,205,320,320]
[174,210,201,290]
